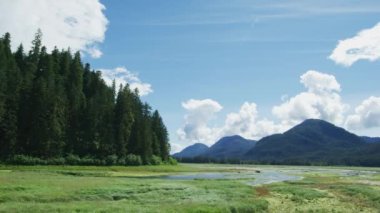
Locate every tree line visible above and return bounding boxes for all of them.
[0,31,174,165]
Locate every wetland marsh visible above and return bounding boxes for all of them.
[0,164,379,212]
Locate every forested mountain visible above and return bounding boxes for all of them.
[0,32,172,165]
[172,135,255,163]
[172,143,208,159]
[245,119,365,164]
[360,136,380,144]
[200,135,255,160]
[175,119,380,166]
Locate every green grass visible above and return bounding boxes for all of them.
[0,164,379,212]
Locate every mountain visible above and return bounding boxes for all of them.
[172,143,209,159]
[200,135,256,160]
[174,119,380,166]
[360,136,380,144]
[245,119,366,164]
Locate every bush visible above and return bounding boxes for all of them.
[48,157,66,165]
[8,155,46,165]
[150,155,162,165]
[105,154,118,165]
[80,156,97,165]
[117,157,126,165]
[167,157,178,165]
[65,154,81,165]
[125,154,142,166]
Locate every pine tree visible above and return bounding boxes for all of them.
[0,32,171,164]
[66,52,85,154]
[152,110,170,161]
[114,85,134,158]
[0,33,22,158]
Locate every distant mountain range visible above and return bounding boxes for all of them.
[360,136,380,144]
[172,143,209,158]
[173,135,255,160]
[173,119,380,166]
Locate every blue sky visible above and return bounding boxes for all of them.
[87,0,380,152]
[1,0,380,152]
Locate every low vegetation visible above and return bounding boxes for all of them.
[0,164,379,212]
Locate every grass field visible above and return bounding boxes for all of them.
[0,164,379,212]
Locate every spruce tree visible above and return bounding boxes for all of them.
[0,32,171,164]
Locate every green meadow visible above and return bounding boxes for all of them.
[0,164,379,212]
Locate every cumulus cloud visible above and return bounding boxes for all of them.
[345,96,380,129]
[177,70,380,148]
[329,22,380,66]
[273,70,348,126]
[177,100,287,145]
[99,67,153,96]
[300,70,340,93]
[0,0,108,58]
[177,99,223,145]
[222,102,286,139]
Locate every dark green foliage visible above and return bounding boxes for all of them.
[125,154,143,166]
[150,155,162,165]
[0,32,171,165]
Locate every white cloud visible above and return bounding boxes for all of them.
[0,0,108,58]
[170,143,185,154]
[329,22,380,66]
[176,71,380,149]
[222,102,286,139]
[273,70,347,125]
[300,70,340,93]
[177,100,287,146]
[177,99,222,146]
[345,96,380,130]
[99,66,153,96]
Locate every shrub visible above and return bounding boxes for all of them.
[167,157,178,165]
[80,156,96,165]
[117,157,126,165]
[48,157,66,165]
[65,154,81,165]
[125,154,142,166]
[150,155,162,165]
[8,155,46,165]
[105,154,118,165]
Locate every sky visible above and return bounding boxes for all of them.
[1,0,380,153]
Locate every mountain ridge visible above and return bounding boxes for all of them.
[173,119,380,166]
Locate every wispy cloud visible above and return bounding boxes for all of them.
[137,1,380,27]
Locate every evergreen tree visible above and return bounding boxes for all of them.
[66,52,85,154]
[0,33,22,158]
[152,110,170,161]
[114,85,134,158]
[0,32,171,164]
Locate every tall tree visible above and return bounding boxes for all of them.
[152,110,170,161]
[0,31,172,164]
[114,85,134,158]
[0,33,22,158]
[66,52,85,154]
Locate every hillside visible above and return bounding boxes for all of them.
[200,135,256,160]
[245,119,365,164]
[172,143,209,159]
[175,119,380,166]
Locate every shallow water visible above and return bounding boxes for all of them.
[162,166,380,186]
[164,170,302,186]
